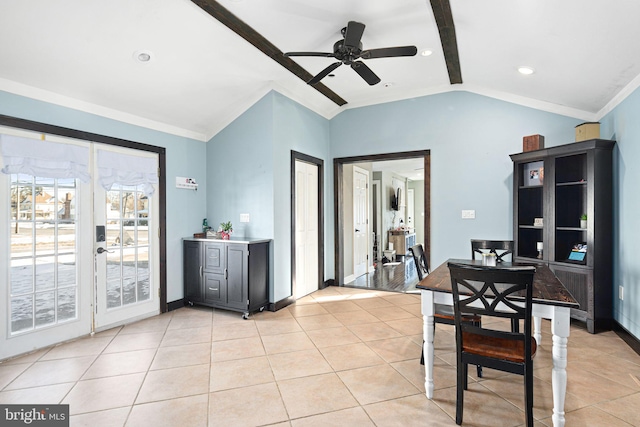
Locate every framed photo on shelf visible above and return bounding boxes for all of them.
[523,161,544,186]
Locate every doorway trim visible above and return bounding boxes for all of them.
[333,150,430,286]
[290,151,324,304]
[0,114,168,313]
[372,179,382,262]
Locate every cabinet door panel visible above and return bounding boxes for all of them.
[183,241,202,303]
[226,245,248,310]
[204,242,225,274]
[203,273,225,304]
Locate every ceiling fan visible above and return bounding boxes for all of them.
[284,21,417,86]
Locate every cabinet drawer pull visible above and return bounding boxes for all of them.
[208,287,218,291]
[200,266,203,277]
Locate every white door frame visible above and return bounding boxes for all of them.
[407,188,415,230]
[352,166,369,279]
[372,179,382,262]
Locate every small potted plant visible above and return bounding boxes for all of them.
[219,221,233,240]
[580,214,587,229]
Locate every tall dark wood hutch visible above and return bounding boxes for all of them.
[511,139,615,333]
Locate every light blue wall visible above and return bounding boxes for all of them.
[601,88,640,338]
[207,91,330,302]
[3,86,638,341]
[272,92,331,299]
[331,91,582,268]
[0,90,208,302]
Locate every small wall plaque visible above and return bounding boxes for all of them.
[534,218,543,227]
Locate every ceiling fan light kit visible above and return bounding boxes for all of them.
[284,20,417,86]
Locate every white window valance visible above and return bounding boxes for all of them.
[0,134,90,182]
[97,149,158,196]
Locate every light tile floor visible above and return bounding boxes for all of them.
[1,286,640,426]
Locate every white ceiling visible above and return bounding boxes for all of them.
[2,0,640,142]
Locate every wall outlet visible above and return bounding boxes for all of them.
[461,210,475,219]
[240,213,250,223]
[619,285,624,300]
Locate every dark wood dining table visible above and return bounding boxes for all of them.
[416,259,578,427]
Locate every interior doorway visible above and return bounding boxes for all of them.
[333,150,430,288]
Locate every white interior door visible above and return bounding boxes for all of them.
[353,166,369,278]
[93,146,159,330]
[0,129,93,360]
[294,159,319,299]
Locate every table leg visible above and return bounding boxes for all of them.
[421,290,435,399]
[534,316,542,345]
[551,307,570,427]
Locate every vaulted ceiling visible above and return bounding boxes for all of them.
[2,0,640,142]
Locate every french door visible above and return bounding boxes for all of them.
[93,146,159,330]
[0,129,159,360]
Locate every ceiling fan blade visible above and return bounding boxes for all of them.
[308,62,342,85]
[343,21,365,49]
[284,51,334,58]
[350,61,381,86]
[361,46,417,59]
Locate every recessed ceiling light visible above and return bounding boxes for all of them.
[133,50,153,63]
[421,49,433,57]
[518,66,535,75]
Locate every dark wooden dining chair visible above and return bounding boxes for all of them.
[448,261,537,426]
[471,239,519,332]
[409,244,482,378]
[471,239,514,263]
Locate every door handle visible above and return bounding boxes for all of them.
[355,229,360,232]
[96,247,114,254]
[208,287,218,291]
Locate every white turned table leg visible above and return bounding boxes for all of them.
[421,291,435,399]
[534,316,542,345]
[551,307,570,427]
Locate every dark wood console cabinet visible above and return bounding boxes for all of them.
[183,237,270,319]
[511,139,615,333]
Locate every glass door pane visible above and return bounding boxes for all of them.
[9,174,78,334]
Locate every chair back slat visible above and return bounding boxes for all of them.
[471,239,514,263]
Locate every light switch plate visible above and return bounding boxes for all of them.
[240,213,250,223]
[461,210,476,219]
